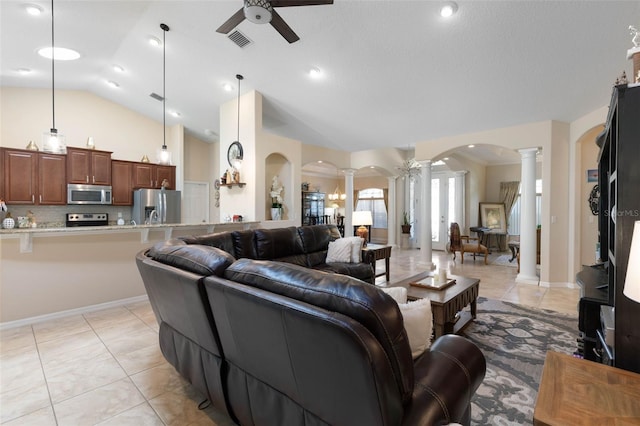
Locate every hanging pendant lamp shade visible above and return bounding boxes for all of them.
[42,0,66,154]
[157,23,172,165]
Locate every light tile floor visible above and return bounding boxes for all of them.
[0,248,579,425]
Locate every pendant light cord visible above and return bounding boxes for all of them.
[236,74,243,142]
[161,23,169,149]
[51,0,55,131]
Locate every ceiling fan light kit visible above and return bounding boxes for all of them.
[217,0,333,44]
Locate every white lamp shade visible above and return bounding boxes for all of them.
[352,211,373,226]
[624,221,640,303]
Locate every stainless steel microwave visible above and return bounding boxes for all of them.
[67,184,112,205]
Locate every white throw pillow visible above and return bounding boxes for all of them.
[326,239,352,263]
[397,298,433,359]
[380,286,408,304]
[342,236,364,263]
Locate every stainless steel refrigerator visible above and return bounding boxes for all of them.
[132,188,181,225]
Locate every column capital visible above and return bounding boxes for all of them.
[518,147,539,158]
[454,170,468,176]
[417,159,432,168]
[342,168,357,177]
[387,175,398,183]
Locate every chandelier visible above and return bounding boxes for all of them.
[328,185,346,201]
[397,158,421,179]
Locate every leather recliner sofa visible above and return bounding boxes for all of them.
[136,225,486,425]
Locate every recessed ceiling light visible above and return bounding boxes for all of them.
[37,47,80,60]
[370,166,375,169]
[443,157,449,160]
[170,111,181,118]
[440,2,458,18]
[222,83,233,91]
[309,67,322,78]
[148,36,161,47]
[17,68,32,74]
[106,80,120,88]
[468,144,475,148]
[112,64,124,73]
[25,4,43,15]
[317,160,323,163]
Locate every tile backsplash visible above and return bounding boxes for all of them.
[1,205,133,228]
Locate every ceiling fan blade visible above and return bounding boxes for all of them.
[271,0,333,7]
[270,10,300,43]
[216,8,246,34]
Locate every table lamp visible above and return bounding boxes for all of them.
[624,220,640,303]
[352,211,373,246]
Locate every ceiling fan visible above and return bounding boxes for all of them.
[217,0,333,44]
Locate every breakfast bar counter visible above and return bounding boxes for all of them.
[0,221,260,324]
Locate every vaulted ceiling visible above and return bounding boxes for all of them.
[1,1,637,157]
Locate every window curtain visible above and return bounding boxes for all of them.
[382,188,388,211]
[500,181,520,226]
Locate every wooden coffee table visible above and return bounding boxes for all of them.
[392,271,480,338]
[534,351,640,425]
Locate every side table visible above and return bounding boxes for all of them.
[534,351,640,425]
[361,244,392,281]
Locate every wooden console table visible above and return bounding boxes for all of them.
[534,351,640,425]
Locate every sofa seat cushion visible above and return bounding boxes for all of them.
[312,262,373,283]
[149,240,235,276]
[224,258,414,403]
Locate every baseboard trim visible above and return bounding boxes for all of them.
[0,295,150,330]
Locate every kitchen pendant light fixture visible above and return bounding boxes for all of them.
[42,0,66,154]
[228,74,244,170]
[157,23,172,165]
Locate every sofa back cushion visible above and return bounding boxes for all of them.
[253,227,307,266]
[297,225,341,266]
[231,229,258,259]
[223,259,414,403]
[180,231,235,257]
[149,239,235,276]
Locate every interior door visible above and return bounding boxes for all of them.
[183,181,209,224]
[411,173,456,251]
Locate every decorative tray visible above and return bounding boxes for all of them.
[409,276,456,290]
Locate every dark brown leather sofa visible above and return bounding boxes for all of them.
[136,225,486,425]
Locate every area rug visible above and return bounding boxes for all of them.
[490,254,518,268]
[461,297,578,425]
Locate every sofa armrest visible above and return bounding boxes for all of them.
[401,334,486,426]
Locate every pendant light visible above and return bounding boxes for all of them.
[230,74,244,170]
[42,0,66,154]
[157,23,171,165]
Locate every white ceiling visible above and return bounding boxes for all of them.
[1,0,638,162]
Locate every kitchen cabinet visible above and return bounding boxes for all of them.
[132,162,175,189]
[66,147,112,185]
[111,160,133,206]
[1,148,66,205]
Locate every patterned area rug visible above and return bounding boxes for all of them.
[461,297,578,425]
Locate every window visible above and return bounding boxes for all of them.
[508,179,542,235]
[355,188,387,228]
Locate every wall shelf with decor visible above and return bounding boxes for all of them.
[221,183,246,188]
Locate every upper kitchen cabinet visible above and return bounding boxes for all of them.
[66,147,112,185]
[1,148,66,205]
[111,160,133,206]
[132,162,175,189]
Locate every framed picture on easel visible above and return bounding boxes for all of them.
[479,203,507,232]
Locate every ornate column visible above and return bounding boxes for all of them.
[343,169,356,236]
[387,176,398,247]
[517,148,539,284]
[419,160,434,268]
[454,171,467,231]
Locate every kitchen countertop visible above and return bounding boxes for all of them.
[0,221,259,253]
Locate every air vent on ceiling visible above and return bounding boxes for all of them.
[150,92,164,101]
[228,30,252,48]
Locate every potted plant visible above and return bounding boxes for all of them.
[401,212,411,234]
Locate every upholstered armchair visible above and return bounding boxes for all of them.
[449,222,489,264]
